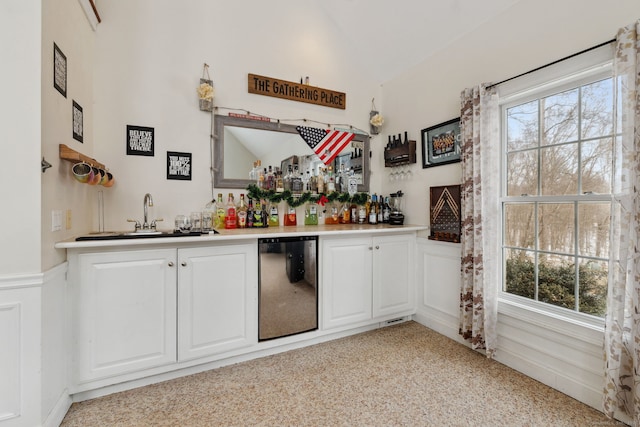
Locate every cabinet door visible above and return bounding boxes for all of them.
[372,234,415,318]
[178,244,257,361]
[321,237,372,329]
[73,249,177,384]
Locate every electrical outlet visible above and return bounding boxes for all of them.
[66,209,72,230]
[51,210,63,232]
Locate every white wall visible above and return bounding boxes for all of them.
[41,0,96,271]
[401,0,640,415]
[93,1,382,234]
[0,0,41,274]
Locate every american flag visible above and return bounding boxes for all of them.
[296,126,355,165]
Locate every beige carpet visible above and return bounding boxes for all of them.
[61,321,617,427]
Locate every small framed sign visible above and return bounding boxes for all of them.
[421,118,461,168]
[167,151,192,180]
[126,125,154,156]
[72,100,83,143]
[53,43,67,98]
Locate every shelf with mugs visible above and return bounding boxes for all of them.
[59,144,115,187]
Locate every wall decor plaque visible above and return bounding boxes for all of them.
[248,73,346,110]
[126,125,154,156]
[167,151,192,180]
[72,100,83,143]
[53,43,67,98]
[429,185,461,243]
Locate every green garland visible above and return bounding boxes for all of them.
[246,184,368,207]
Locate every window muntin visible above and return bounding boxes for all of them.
[501,75,614,318]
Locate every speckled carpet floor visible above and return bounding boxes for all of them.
[60,321,619,427]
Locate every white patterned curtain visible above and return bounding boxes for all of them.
[459,85,500,358]
[604,20,640,421]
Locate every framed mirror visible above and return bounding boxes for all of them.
[213,114,370,191]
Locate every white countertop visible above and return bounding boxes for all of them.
[55,223,428,250]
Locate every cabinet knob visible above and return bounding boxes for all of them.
[375,245,380,249]
[181,261,187,267]
[368,246,373,250]
[168,262,174,267]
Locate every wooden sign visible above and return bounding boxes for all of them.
[248,73,346,110]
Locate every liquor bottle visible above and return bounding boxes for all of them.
[284,165,293,192]
[327,166,336,192]
[377,195,384,224]
[276,169,284,193]
[249,161,257,181]
[339,201,351,224]
[382,196,391,223]
[310,171,318,194]
[368,194,378,225]
[350,201,358,224]
[253,199,264,228]
[304,203,318,225]
[317,168,325,194]
[247,198,255,228]
[284,201,297,226]
[224,193,237,229]
[358,202,367,224]
[403,131,409,145]
[292,165,303,193]
[215,193,226,229]
[261,199,269,228]
[266,165,275,191]
[237,193,248,228]
[268,202,280,227]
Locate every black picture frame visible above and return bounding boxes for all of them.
[126,125,155,156]
[53,43,67,98]
[421,118,461,168]
[167,151,192,180]
[72,100,83,143]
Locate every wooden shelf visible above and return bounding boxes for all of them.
[59,144,105,169]
[384,140,416,167]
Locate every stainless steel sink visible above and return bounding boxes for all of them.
[75,230,216,241]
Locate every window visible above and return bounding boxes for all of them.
[501,69,615,318]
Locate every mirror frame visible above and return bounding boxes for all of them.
[213,114,371,191]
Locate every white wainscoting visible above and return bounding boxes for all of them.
[0,274,42,427]
[414,237,606,412]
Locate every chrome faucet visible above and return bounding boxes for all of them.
[143,193,154,229]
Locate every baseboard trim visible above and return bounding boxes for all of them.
[43,391,72,427]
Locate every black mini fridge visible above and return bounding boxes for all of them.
[258,236,318,341]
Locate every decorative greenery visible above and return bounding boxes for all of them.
[246,184,368,208]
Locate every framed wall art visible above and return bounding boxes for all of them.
[72,100,83,143]
[429,184,461,243]
[53,42,67,98]
[167,151,192,180]
[421,118,461,168]
[126,125,155,156]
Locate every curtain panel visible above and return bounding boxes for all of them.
[459,85,500,358]
[604,20,640,423]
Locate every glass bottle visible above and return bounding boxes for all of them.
[358,201,367,224]
[237,193,248,228]
[368,194,378,225]
[253,198,264,228]
[276,169,284,193]
[350,201,358,224]
[339,201,351,224]
[284,165,293,192]
[215,193,226,229]
[268,202,280,227]
[284,201,297,226]
[292,165,303,193]
[304,203,318,225]
[225,193,237,229]
[247,197,254,228]
[266,165,275,191]
[317,168,325,194]
[261,199,269,228]
[327,166,336,192]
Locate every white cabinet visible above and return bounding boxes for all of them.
[70,243,257,387]
[321,236,373,329]
[71,249,178,385]
[321,233,415,330]
[372,233,415,318]
[177,244,257,361]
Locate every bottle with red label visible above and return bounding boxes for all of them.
[224,193,237,229]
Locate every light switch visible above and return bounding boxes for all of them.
[52,210,63,232]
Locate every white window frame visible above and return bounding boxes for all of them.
[496,44,614,329]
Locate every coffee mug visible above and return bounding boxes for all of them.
[72,162,93,183]
[102,172,115,187]
[98,168,109,185]
[88,166,102,185]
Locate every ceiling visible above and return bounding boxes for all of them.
[314,0,523,83]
